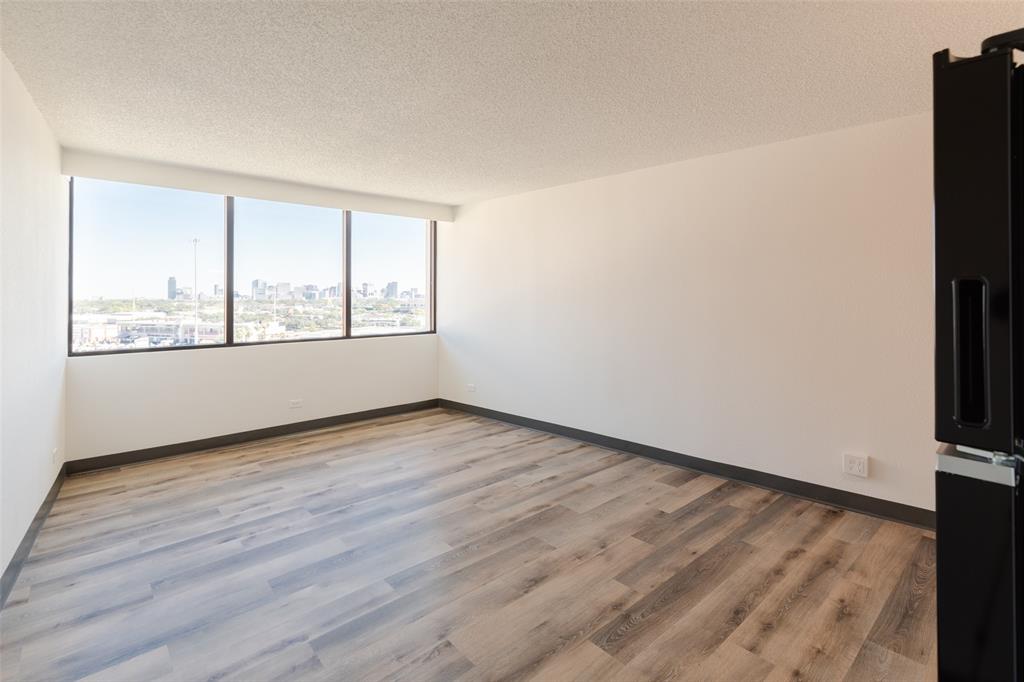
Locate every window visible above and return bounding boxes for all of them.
[233,198,343,343]
[350,212,431,336]
[69,178,434,354]
[71,178,226,353]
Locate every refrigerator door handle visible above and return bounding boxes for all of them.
[951,277,990,428]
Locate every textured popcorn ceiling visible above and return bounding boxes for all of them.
[2,1,1021,206]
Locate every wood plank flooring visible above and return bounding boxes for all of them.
[0,408,936,681]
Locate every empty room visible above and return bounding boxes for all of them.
[2,2,1023,681]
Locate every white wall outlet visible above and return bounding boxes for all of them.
[288,399,303,409]
[466,383,477,393]
[843,453,869,478]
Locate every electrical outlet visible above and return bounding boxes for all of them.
[843,453,869,478]
[288,399,303,409]
[466,383,477,393]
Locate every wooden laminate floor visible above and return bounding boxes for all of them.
[0,408,936,682]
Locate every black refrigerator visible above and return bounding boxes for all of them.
[934,27,1024,681]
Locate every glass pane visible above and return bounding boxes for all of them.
[350,212,430,336]
[233,197,343,342]
[71,178,225,352]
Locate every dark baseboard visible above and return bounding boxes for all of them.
[439,399,935,530]
[1,464,66,610]
[66,400,441,475]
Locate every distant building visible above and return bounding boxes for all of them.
[252,279,267,300]
[179,287,193,300]
[302,284,318,301]
[276,282,291,300]
[361,282,370,297]
[167,276,177,300]
[213,284,223,298]
[385,281,398,299]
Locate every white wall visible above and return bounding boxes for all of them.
[438,113,935,510]
[1,54,68,572]
[67,334,437,460]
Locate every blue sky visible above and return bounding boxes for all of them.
[73,178,429,299]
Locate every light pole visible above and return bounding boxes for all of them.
[192,238,199,345]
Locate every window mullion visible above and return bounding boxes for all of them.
[344,209,352,338]
[224,196,235,345]
[430,220,437,333]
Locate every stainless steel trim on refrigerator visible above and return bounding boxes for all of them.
[937,444,1018,487]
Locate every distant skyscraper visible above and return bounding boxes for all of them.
[361,282,370,297]
[276,282,291,299]
[213,284,223,298]
[385,281,399,299]
[167,276,177,300]
[252,279,267,300]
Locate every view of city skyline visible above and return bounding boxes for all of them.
[71,178,431,352]
[162,275,422,301]
[73,178,429,300]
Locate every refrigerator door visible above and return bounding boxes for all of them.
[933,48,1017,454]
[936,448,1019,681]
